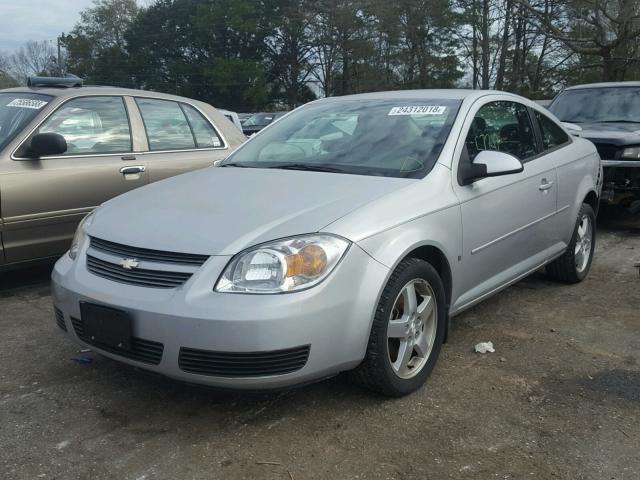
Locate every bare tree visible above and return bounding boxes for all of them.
[308,6,341,96]
[8,40,57,83]
[494,0,513,89]
[266,0,317,107]
[0,52,18,88]
[519,0,640,81]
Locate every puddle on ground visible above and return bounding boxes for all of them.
[583,369,640,402]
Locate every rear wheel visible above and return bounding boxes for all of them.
[353,258,446,396]
[546,203,596,283]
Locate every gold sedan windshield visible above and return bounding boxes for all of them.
[0,93,52,151]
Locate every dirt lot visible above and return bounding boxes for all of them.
[1,215,638,480]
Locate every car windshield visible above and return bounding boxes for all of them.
[549,87,640,124]
[0,92,52,151]
[243,113,279,127]
[223,99,462,178]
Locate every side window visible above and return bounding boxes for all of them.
[37,96,131,155]
[135,98,195,151]
[535,110,570,151]
[135,98,224,151]
[182,104,223,148]
[465,101,538,162]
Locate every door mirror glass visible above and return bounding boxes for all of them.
[28,132,67,158]
[460,150,523,185]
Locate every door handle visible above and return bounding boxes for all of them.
[120,165,146,175]
[121,155,137,161]
[539,179,554,191]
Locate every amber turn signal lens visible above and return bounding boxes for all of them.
[286,244,328,278]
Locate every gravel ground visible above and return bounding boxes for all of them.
[1,215,638,480]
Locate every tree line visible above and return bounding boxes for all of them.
[1,0,639,111]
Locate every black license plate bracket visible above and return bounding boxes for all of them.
[80,302,132,351]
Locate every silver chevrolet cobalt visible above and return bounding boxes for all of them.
[52,90,601,396]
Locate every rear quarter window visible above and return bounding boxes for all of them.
[534,110,570,151]
[182,104,223,148]
[135,98,195,151]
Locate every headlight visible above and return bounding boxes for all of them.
[69,212,95,260]
[215,234,350,293]
[622,146,640,159]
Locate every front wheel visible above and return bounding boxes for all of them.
[546,203,596,283]
[352,258,446,396]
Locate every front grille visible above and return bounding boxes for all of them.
[87,255,193,289]
[179,345,311,377]
[90,237,209,266]
[593,142,618,160]
[71,316,164,365]
[54,307,66,331]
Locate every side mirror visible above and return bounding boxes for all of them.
[561,122,582,136]
[28,133,67,158]
[460,150,523,186]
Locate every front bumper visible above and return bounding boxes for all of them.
[51,243,389,389]
[601,160,640,204]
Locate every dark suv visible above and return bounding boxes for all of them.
[241,112,286,136]
[549,82,640,211]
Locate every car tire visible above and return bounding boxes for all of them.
[352,257,446,397]
[546,203,596,283]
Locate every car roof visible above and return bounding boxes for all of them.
[2,86,530,108]
[0,85,204,103]
[315,89,515,103]
[563,81,640,91]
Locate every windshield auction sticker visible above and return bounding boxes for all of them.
[7,98,49,109]
[388,106,447,116]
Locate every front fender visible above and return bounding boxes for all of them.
[355,203,462,316]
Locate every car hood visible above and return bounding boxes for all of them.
[89,167,412,256]
[574,122,640,145]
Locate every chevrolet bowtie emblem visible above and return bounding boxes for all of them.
[120,258,140,270]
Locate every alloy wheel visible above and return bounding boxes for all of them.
[387,278,438,379]
[575,214,593,273]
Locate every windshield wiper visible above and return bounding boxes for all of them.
[593,119,640,124]
[559,119,582,123]
[264,163,347,173]
[219,162,251,168]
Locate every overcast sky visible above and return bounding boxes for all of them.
[1,0,149,54]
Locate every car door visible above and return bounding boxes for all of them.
[1,95,148,264]
[133,97,229,182]
[452,99,558,311]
